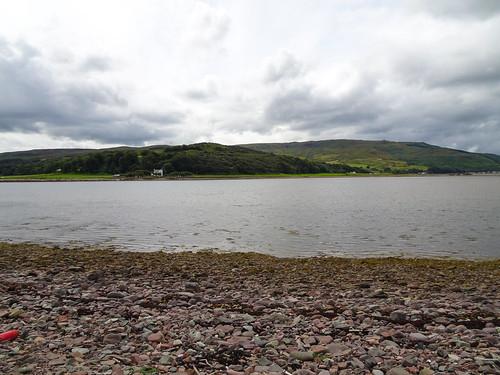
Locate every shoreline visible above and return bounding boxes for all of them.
[0,173,415,183]
[0,243,498,374]
[1,173,494,183]
[0,240,497,262]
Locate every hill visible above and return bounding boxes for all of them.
[0,143,353,176]
[242,140,500,173]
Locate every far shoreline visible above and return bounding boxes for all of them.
[1,172,496,183]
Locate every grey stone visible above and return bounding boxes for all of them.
[390,310,407,323]
[71,347,90,355]
[107,291,126,299]
[290,351,314,361]
[103,333,122,344]
[387,368,411,375]
[409,332,429,343]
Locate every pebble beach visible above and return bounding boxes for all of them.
[0,243,498,375]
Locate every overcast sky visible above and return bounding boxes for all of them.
[1,0,500,154]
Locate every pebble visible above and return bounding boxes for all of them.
[387,368,411,375]
[107,291,125,299]
[409,332,429,343]
[0,243,497,375]
[147,332,164,343]
[390,310,407,323]
[419,368,434,375]
[71,347,89,355]
[290,351,314,361]
[103,333,123,344]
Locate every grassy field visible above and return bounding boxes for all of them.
[0,172,409,181]
[244,139,500,172]
[0,173,115,181]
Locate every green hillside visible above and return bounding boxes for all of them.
[0,143,354,176]
[243,140,500,173]
[2,140,499,177]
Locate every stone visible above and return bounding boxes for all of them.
[8,308,23,318]
[87,270,104,281]
[159,355,172,365]
[147,332,164,343]
[103,333,122,344]
[387,368,411,375]
[409,332,428,343]
[332,319,350,329]
[390,310,407,323]
[47,356,67,366]
[54,288,68,297]
[368,348,385,357]
[269,363,284,373]
[352,357,365,369]
[311,345,328,353]
[130,354,150,365]
[370,289,388,298]
[292,370,316,375]
[327,343,350,356]
[317,335,333,345]
[71,347,90,355]
[0,242,496,375]
[216,324,235,334]
[437,348,448,357]
[419,368,434,375]
[107,291,125,299]
[184,282,200,291]
[254,365,270,372]
[290,351,314,361]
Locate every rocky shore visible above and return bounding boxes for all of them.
[0,243,498,375]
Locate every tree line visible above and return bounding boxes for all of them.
[0,143,369,176]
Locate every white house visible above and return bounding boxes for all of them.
[152,169,164,177]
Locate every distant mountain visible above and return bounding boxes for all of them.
[0,143,350,176]
[242,139,500,173]
[2,140,499,177]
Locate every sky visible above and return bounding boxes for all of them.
[0,0,500,154]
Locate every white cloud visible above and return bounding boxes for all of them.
[0,0,499,154]
[413,0,500,20]
[264,50,304,83]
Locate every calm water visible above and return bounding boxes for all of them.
[0,176,499,259]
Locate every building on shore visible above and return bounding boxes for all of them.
[151,169,164,177]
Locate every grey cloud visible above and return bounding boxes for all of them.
[188,4,231,46]
[133,112,184,125]
[265,52,303,83]
[50,120,174,145]
[79,56,112,72]
[414,0,500,19]
[339,81,500,153]
[264,82,382,133]
[0,39,182,145]
[205,15,230,43]
[395,45,500,89]
[184,79,218,101]
[260,50,500,153]
[185,89,213,101]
